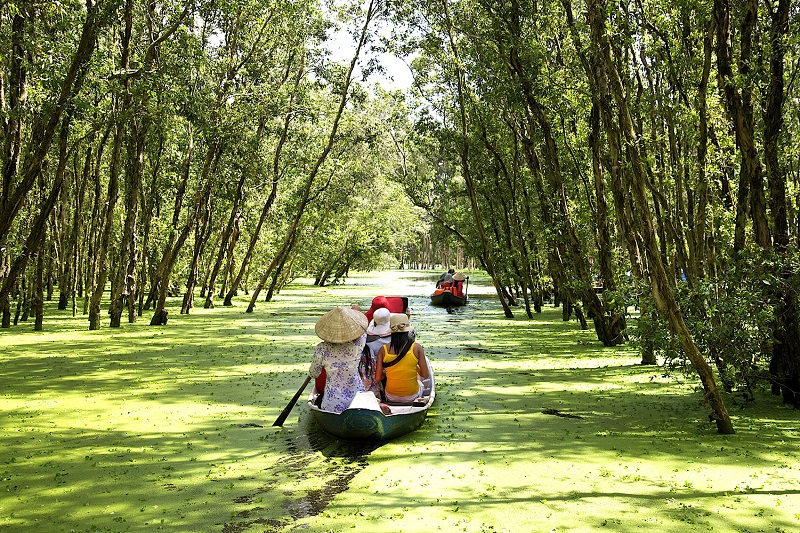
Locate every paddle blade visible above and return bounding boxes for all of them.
[273,375,312,427]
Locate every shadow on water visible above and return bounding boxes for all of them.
[223,414,381,532]
[285,418,381,520]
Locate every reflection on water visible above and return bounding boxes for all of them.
[285,417,381,520]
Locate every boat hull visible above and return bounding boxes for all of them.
[311,403,428,440]
[308,370,435,441]
[430,290,467,307]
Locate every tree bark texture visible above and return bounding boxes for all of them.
[588,0,734,433]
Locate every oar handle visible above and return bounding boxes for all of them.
[272,375,312,427]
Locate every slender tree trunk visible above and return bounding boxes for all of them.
[205,173,246,308]
[33,248,44,331]
[588,0,733,433]
[223,63,303,306]
[181,179,217,314]
[89,104,123,331]
[714,0,770,251]
[0,0,115,245]
[694,19,714,280]
[149,136,217,325]
[441,0,514,318]
[84,123,112,317]
[762,0,798,407]
[109,0,135,328]
[246,0,379,312]
[0,141,73,327]
[2,11,28,215]
[138,132,163,316]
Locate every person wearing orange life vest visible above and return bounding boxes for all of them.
[375,313,430,404]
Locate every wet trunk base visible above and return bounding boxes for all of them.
[592,313,627,347]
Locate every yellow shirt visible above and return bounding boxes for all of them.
[383,343,419,397]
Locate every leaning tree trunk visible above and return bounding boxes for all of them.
[589,0,733,433]
[149,139,217,325]
[88,106,123,331]
[246,0,379,312]
[33,246,44,331]
[0,147,72,327]
[181,188,215,314]
[442,0,514,319]
[205,172,246,308]
[0,0,114,246]
[761,0,798,407]
[137,132,163,316]
[223,62,302,307]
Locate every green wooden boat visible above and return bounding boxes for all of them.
[308,368,435,441]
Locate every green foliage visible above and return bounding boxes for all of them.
[632,247,800,398]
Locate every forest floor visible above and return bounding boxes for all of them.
[1,270,798,532]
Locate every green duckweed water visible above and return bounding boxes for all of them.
[1,270,798,532]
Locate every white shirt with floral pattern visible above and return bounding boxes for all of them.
[308,333,367,413]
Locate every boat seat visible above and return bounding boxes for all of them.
[347,391,382,411]
[386,396,429,407]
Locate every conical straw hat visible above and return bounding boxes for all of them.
[315,307,368,343]
[453,272,466,281]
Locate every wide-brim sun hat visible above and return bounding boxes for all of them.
[367,307,392,337]
[453,272,467,281]
[315,307,368,343]
[389,312,414,334]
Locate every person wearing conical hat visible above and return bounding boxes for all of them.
[452,272,467,297]
[308,307,369,413]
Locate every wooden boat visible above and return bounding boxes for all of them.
[430,288,467,307]
[308,368,435,441]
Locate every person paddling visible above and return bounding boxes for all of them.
[308,307,368,413]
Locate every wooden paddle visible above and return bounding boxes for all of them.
[272,375,312,427]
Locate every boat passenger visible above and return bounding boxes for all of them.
[375,313,430,404]
[315,303,363,396]
[362,307,392,394]
[452,272,467,297]
[309,307,368,413]
[436,268,455,289]
[364,295,390,322]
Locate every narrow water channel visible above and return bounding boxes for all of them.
[222,270,498,532]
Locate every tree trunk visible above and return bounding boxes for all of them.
[181,180,216,314]
[89,105,123,331]
[441,0,514,319]
[223,60,303,307]
[2,11,28,217]
[0,147,72,328]
[0,0,114,246]
[205,173,246,308]
[33,249,44,331]
[138,132,164,317]
[715,0,770,251]
[762,0,798,407]
[247,0,379,312]
[150,137,218,325]
[588,0,733,433]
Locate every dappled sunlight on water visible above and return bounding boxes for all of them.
[3,270,800,532]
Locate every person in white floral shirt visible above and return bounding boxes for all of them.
[309,307,368,413]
